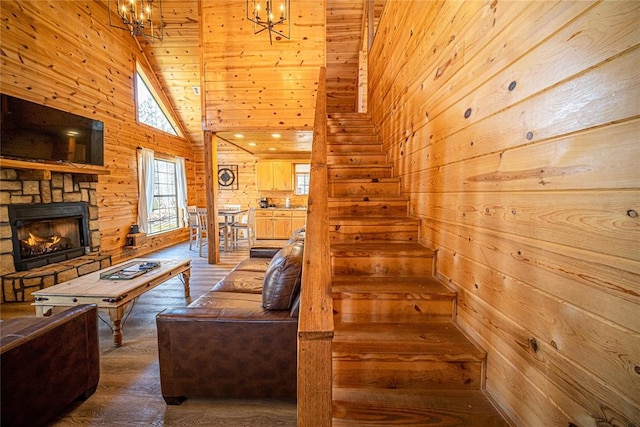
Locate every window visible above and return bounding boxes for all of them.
[148,159,179,234]
[135,68,178,136]
[294,163,310,195]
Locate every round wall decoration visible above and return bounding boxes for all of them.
[218,165,238,190]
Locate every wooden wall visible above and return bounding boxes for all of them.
[368,1,640,425]
[0,1,199,263]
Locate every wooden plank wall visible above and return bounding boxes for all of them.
[368,1,640,425]
[200,0,325,131]
[0,1,199,263]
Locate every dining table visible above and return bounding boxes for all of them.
[218,208,247,251]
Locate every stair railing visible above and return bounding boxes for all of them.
[297,66,334,426]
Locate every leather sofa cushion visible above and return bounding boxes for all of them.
[262,240,304,310]
[186,292,296,321]
[231,258,272,273]
[210,270,264,294]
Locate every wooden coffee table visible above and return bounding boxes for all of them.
[32,258,191,347]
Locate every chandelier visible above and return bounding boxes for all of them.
[108,0,163,43]
[247,0,290,45]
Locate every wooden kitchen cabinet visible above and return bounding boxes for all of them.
[273,211,292,239]
[254,209,306,239]
[256,161,292,191]
[292,210,306,231]
[255,210,274,238]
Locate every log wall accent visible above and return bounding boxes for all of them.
[368,1,640,425]
[0,1,198,263]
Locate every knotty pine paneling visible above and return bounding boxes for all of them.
[201,0,325,132]
[369,1,640,425]
[0,0,200,263]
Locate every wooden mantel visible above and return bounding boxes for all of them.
[0,158,110,175]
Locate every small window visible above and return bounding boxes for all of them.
[294,163,310,195]
[148,159,179,234]
[135,67,178,136]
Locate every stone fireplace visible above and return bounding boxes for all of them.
[1,168,108,302]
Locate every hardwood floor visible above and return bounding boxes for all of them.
[0,242,297,426]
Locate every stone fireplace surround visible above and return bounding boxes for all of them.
[1,168,109,302]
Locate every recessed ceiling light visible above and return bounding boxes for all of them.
[271,133,281,138]
[234,133,244,138]
[248,142,257,146]
[268,147,277,151]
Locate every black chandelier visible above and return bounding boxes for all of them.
[246,0,290,45]
[108,0,163,43]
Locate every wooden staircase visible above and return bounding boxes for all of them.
[326,113,509,426]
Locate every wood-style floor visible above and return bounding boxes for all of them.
[0,241,297,426]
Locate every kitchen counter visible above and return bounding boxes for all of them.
[260,206,307,211]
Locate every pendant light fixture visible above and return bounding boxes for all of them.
[247,0,290,45]
[108,0,163,43]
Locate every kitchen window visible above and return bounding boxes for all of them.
[294,163,310,195]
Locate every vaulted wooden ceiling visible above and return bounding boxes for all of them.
[139,0,384,155]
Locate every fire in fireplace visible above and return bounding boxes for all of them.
[19,221,73,258]
[8,202,90,271]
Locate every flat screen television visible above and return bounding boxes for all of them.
[1,93,104,166]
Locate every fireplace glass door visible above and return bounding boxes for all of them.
[17,218,81,259]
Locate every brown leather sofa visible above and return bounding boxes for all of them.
[1,304,100,427]
[156,239,303,404]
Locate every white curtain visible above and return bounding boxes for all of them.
[175,156,188,228]
[137,148,155,233]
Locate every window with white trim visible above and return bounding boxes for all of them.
[294,163,310,195]
[148,159,179,234]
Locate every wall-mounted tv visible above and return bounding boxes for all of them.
[1,93,104,166]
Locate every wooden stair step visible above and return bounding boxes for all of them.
[331,242,433,258]
[332,322,486,390]
[330,179,400,197]
[330,242,432,276]
[328,197,407,217]
[332,276,455,323]
[329,164,393,180]
[327,153,388,165]
[333,322,483,360]
[329,219,420,243]
[332,388,509,426]
[327,134,380,144]
[327,125,377,135]
[328,112,372,120]
[328,143,383,154]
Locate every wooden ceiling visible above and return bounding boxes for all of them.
[140,0,384,154]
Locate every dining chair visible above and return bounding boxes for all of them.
[187,206,199,250]
[196,208,208,257]
[231,207,255,249]
[217,214,233,252]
